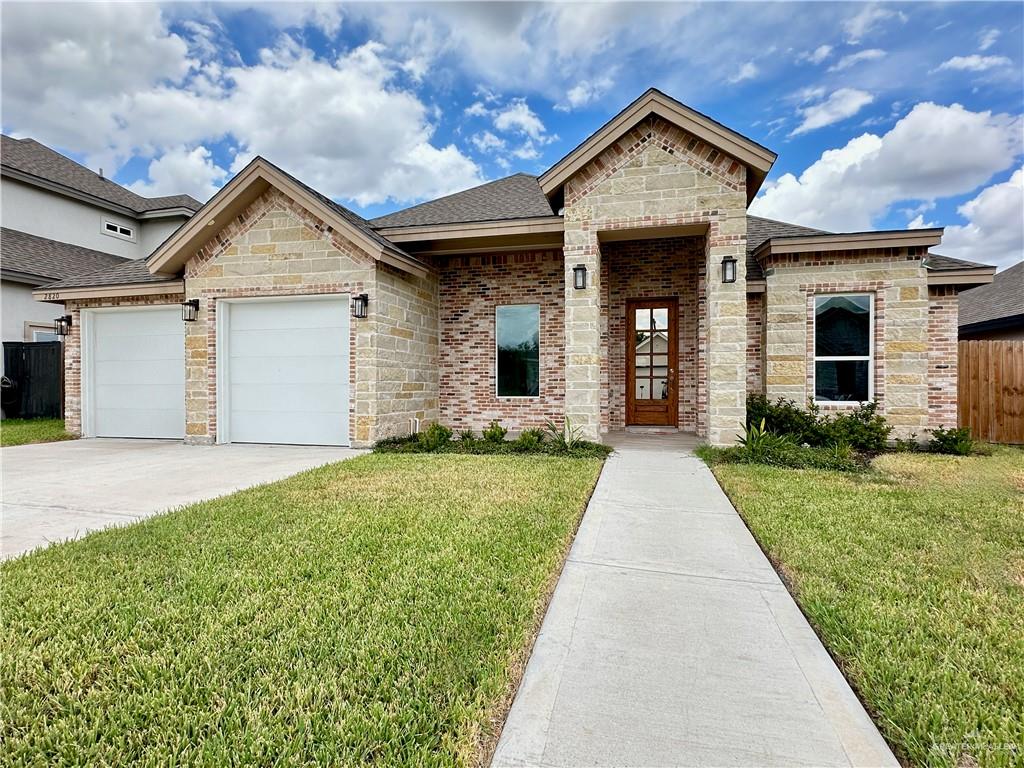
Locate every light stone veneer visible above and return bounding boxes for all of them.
[183,189,438,447]
[763,251,931,438]
[562,117,748,445]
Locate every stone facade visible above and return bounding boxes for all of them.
[763,248,932,438]
[437,250,565,432]
[601,236,704,433]
[561,116,748,444]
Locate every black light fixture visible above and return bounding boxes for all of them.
[181,298,200,322]
[572,263,588,290]
[721,255,738,284]
[53,315,72,337]
[352,293,369,319]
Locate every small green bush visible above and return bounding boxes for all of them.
[482,420,508,443]
[545,416,585,451]
[928,425,977,456]
[706,439,863,472]
[747,395,821,444]
[893,434,920,452]
[746,395,891,453]
[513,429,544,452]
[821,401,892,453]
[457,429,476,442]
[417,423,452,452]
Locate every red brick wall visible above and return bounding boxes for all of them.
[601,236,705,432]
[746,292,765,394]
[928,286,959,429]
[438,250,565,432]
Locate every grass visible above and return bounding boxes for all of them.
[0,453,603,766]
[706,447,1024,768]
[1,418,75,447]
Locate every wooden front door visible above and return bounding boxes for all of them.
[627,299,678,427]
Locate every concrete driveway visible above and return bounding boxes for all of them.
[1,439,361,560]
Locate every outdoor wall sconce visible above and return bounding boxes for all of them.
[181,299,200,322]
[53,315,73,336]
[352,293,369,319]
[721,255,738,284]
[572,263,588,290]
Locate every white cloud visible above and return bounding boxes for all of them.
[978,28,1000,52]
[751,103,1023,232]
[791,89,875,136]
[561,77,614,110]
[941,168,1024,270]
[843,5,907,44]
[510,141,540,160]
[828,49,886,72]
[798,45,833,65]
[464,101,490,117]
[470,131,506,153]
[936,55,1013,73]
[127,145,227,202]
[728,61,759,84]
[493,98,547,141]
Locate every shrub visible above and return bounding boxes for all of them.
[747,395,823,445]
[821,401,892,453]
[706,439,863,473]
[513,429,544,452]
[738,418,797,462]
[545,416,585,452]
[893,433,920,452]
[928,425,976,456]
[482,420,508,444]
[746,395,891,453]
[417,423,452,452]
[457,429,476,442]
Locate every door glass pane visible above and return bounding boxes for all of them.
[635,331,653,352]
[815,360,869,401]
[652,378,668,400]
[815,295,870,356]
[651,354,669,370]
[636,356,652,378]
[635,379,653,400]
[635,308,651,332]
[652,307,668,330]
[496,304,540,396]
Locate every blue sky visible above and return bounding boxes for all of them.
[2,2,1022,267]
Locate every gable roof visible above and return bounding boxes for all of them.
[539,88,777,203]
[958,261,1024,329]
[1,227,129,284]
[38,257,179,291]
[370,174,555,228]
[147,156,427,278]
[1,135,201,215]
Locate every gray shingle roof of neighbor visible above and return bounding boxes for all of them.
[369,174,556,228]
[39,257,180,290]
[958,260,1024,328]
[1,135,202,214]
[1,228,130,283]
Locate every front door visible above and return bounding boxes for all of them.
[626,299,678,427]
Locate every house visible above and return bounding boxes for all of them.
[34,89,996,447]
[958,261,1024,341]
[1,134,201,343]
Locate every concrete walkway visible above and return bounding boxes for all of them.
[2,439,361,560]
[493,433,897,768]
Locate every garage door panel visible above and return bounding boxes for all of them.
[228,327,344,359]
[227,356,347,386]
[225,298,350,446]
[89,308,184,439]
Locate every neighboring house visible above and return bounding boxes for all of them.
[958,261,1024,341]
[34,89,995,447]
[1,134,201,343]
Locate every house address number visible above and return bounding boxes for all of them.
[42,293,61,301]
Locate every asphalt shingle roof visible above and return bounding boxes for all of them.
[958,260,1024,328]
[40,258,179,290]
[1,228,130,283]
[370,174,555,228]
[1,135,202,214]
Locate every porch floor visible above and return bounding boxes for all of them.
[493,432,897,767]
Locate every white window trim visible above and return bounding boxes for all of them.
[494,303,541,400]
[101,218,136,242]
[812,292,875,405]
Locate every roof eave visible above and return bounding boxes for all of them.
[33,279,184,302]
[753,228,945,259]
[927,267,996,287]
[376,216,565,242]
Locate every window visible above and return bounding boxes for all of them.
[102,220,135,241]
[26,323,60,343]
[814,294,873,402]
[496,304,540,397]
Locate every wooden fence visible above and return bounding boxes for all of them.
[958,340,1024,444]
[2,341,64,419]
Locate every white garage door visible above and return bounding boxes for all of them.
[90,307,185,439]
[223,297,350,446]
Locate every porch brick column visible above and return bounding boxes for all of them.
[563,224,602,440]
[705,216,748,446]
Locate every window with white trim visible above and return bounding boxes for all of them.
[813,293,873,403]
[102,219,135,241]
[496,304,540,397]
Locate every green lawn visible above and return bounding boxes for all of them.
[707,448,1024,768]
[0,453,602,766]
[0,418,75,447]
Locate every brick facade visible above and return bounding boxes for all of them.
[561,117,748,444]
[601,237,704,432]
[927,285,959,430]
[437,250,565,432]
[746,292,765,395]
